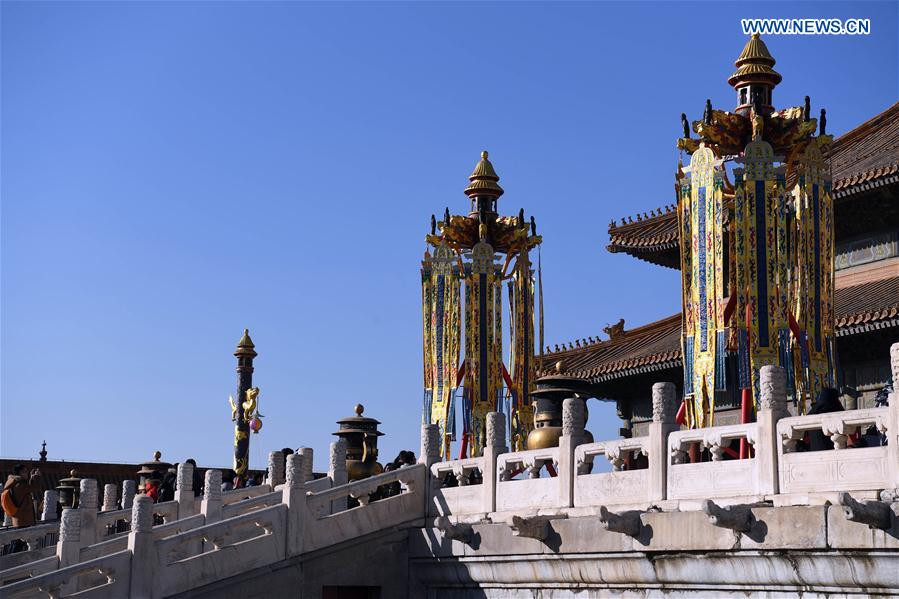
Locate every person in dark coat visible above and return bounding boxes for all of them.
[806,387,843,451]
[158,467,177,503]
[185,458,203,497]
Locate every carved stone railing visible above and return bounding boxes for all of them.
[2,549,132,599]
[574,437,652,507]
[778,407,893,495]
[495,447,561,512]
[154,504,287,597]
[304,464,426,553]
[1,464,200,575]
[0,522,59,555]
[0,554,57,587]
[89,513,203,560]
[429,457,486,517]
[667,423,761,501]
[221,483,273,506]
[95,507,131,534]
[221,490,283,520]
[151,500,178,524]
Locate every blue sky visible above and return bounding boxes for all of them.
[2,1,896,472]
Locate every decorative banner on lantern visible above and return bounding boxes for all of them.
[734,138,790,410]
[509,246,536,451]
[463,239,502,458]
[422,251,434,423]
[421,241,461,459]
[680,144,727,428]
[792,139,835,410]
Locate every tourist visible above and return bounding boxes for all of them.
[221,470,235,492]
[805,387,844,451]
[159,467,177,502]
[185,458,203,497]
[1,464,41,529]
[144,474,160,502]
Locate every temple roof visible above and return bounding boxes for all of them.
[543,275,899,383]
[607,102,899,268]
[829,102,899,198]
[606,205,680,268]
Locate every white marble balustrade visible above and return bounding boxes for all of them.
[574,437,652,507]
[777,407,894,495]
[666,423,761,501]
[221,483,273,506]
[495,447,561,512]
[221,489,283,519]
[429,457,486,517]
[155,504,287,597]
[3,549,132,599]
[304,463,427,553]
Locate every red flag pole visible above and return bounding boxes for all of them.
[740,303,752,459]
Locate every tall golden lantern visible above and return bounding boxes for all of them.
[421,151,542,458]
[677,35,835,430]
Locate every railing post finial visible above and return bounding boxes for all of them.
[177,461,194,493]
[41,489,59,521]
[487,412,506,450]
[298,447,314,484]
[652,382,678,423]
[131,495,154,533]
[102,483,118,512]
[420,423,440,466]
[562,397,585,437]
[268,450,286,487]
[286,453,304,489]
[759,365,787,413]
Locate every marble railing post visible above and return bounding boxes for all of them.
[298,447,314,484]
[175,461,197,518]
[649,382,679,502]
[328,439,348,514]
[101,484,118,513]
[888,343,899,490]
[559,398,586,508]
[282,453,306,557]
[419,423,441,468]
[201,470,222,524]
[267,451,286,488]
[41,490,59,521]
[128,495,157,599]
[121,480,136,510]
[56,508,82,568]
[78,479,98,547]
[483,413,507,513]
[757,365,787,495]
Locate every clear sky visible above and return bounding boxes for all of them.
[2,1,896,473]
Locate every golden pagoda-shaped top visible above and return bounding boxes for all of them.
[728,34,782,88]
[464,150,504,199]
